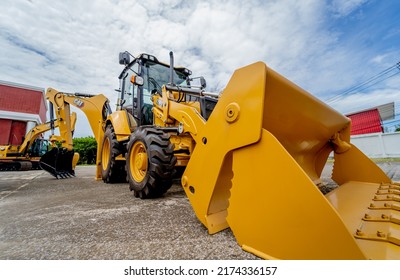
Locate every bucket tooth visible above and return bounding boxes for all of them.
[355,229,400,247]
[369,202,400,212]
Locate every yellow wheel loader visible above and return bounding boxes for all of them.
[0,113,77,171]
[47,51,400,259]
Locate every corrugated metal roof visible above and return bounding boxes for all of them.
[347,108,383,135]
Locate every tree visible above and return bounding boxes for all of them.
[73,136,97,165]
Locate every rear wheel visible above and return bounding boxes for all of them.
[126,127,176,198]
[101,125,126,183]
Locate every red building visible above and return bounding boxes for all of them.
[0,80,47,145]
[346,103,394,135]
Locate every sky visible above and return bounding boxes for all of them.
[1,0,400,137]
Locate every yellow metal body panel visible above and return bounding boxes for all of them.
[72,152,80,169]
[152,94,204,167]
[106,111,134,141]
[0,145,22,160]
[0,147,10,159]
[169,134,193,166]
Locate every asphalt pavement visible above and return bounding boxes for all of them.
[0,162,399,260]
[0,166,258,260]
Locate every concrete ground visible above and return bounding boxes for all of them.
[0,166,258,260]
[0,162,399,260]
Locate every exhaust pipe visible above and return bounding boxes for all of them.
[169,51,174,85]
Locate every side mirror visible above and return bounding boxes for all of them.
[200,77,207,89]
[119,52,130,65]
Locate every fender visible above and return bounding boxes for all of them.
[106,110,136,142]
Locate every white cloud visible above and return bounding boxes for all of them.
[0,0,399,137]
[329,0,368,17]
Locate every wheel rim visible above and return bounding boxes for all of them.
[130,141,148,182]
[101,137,110,170]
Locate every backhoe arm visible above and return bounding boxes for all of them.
[18,113,77,155]
[45,88,110,149]
[41,88,111,179]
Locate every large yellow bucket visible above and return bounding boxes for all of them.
[181,62,400,259]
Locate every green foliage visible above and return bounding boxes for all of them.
[396,127,400,132]
[73,136,97,165]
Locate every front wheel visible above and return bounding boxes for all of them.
[126,127,176,198]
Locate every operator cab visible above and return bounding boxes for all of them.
[28,138,51,157]
[117,52,192,125]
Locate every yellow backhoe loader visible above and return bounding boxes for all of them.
[0,113,77,171]
[46,51,400,259]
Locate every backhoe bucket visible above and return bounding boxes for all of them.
[39,147,77,179]
[181,62,400,259]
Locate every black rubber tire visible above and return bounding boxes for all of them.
[126,126,176,198]
[100,125,127,183]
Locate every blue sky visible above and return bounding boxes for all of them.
[0,0,399,136]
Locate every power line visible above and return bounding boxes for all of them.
[340,62,400,95]
[327,61,400,104]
